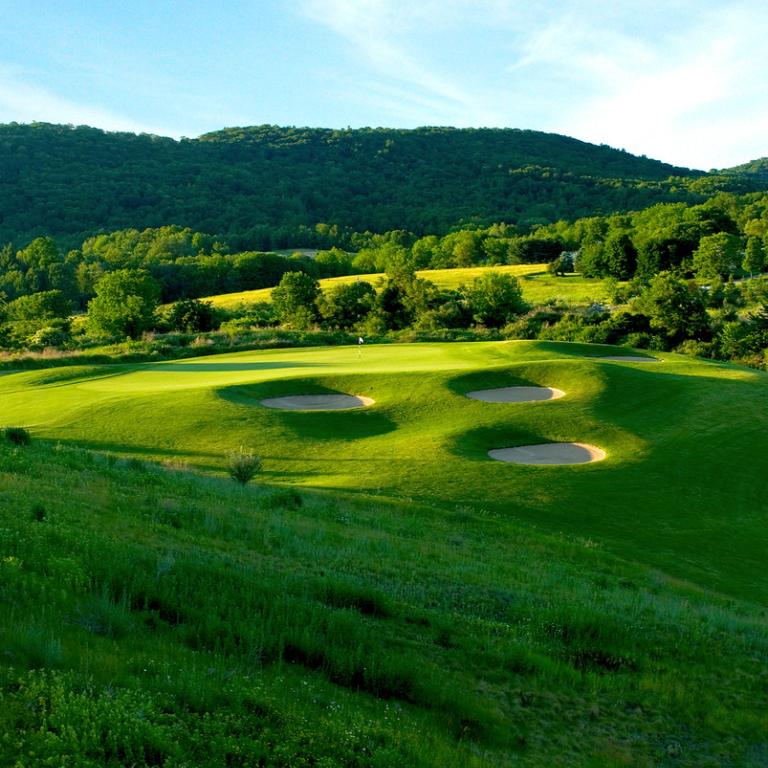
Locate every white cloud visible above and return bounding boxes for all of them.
[299,0,768,168]
[548,7,768,168]
[0,66,175,137]
[299,0,500,124]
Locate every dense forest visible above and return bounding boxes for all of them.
[2,188,767,308]
[0,123,762,250]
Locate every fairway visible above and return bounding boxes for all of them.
[201,263,615,308]
[3,339,767,603]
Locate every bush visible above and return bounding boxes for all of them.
[165,299,219,333]
[675,339,716,358]
[227,448,262,485]
[623,332,653,349]
[5,426,31,446]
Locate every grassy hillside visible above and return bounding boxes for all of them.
[2,340,766,604]
[0,122,732,248]
[204,264,613,309]
[1,434,766,766]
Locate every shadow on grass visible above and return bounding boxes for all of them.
[450,424,547,462]
[29,366,134,388]
[145,362,325,372]
[271,410,396,442]
[446,369,543,397]
[221,385,396,443]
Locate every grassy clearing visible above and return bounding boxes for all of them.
[2,339,767,605]
[202,264,613,309]
[1,438,766,766]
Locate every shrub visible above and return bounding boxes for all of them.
[165,298,219,333]
[227,448,262,485]
[5,426,31,445]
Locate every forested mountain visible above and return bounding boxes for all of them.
[725,157,768,181]
[1,122,760,250]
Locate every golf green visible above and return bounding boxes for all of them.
[3,339,767,602]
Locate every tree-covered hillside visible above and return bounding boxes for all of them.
[0,122,759,250]
[725,157,768,181]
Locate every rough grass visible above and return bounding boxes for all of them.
[1,440,766,766]
[202,264,615,309]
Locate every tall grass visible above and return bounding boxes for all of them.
[0,439,766,766]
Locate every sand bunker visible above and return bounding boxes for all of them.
[489,442,606,465]
[467,386,565,403]
[260,394,374,411]
[594,355,660,363]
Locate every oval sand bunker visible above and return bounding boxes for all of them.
[467,386,565,403]
[489,442,606,465]
[261,394,374,411]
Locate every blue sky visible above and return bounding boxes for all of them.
[0,0,765,169]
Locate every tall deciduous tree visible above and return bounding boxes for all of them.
[603,233,637,279]
[692,233,742,279]
[575,242,607,278]
[271,271,320,328]
[86,269,160,339]
[742,236,765,277]
[166,298,218,333]
[463,272,527,327]
[317,281,375,329]
[636,271,710,344]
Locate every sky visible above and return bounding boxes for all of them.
[0,0,766,170]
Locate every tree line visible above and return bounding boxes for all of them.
[2,188,768,371]
[3,254,768,373]
[2,188,767,310]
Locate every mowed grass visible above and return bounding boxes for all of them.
[2,340,767,605]
[203,264,613,309]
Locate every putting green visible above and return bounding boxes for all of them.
[2,339,767,602]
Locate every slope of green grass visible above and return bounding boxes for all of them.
[203,265,613,309]
[1,438,766,767]
[2,340,767,605]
